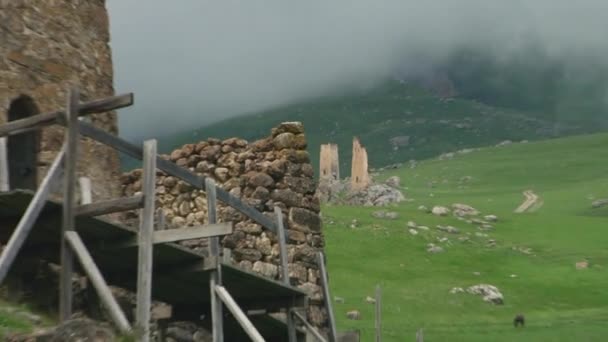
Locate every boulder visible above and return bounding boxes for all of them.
[432,206,450,216]
[385,176,401,188]
[427,244,444,253]
[452,203,479,217]
[466,284,504,304]
[346,310,361,320]
[592,198,608,208]
[484,214,498,222]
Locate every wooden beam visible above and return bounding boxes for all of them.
[76,121,278,233]
[75,194,144,217]
[0,147,65,284]
[215,285,265,342]
[0,93,133,138]
[275,207,296,342]
[206,178,224,342]
[65,231,131,333]
[0,137,8,192]
[78,177,92,204]
[114,223,233,248]
[60,86,79,322]
[318,252,337,342]
[136,139,157,342]
[292,310,328,342]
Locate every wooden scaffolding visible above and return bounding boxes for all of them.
[0,87,337,341]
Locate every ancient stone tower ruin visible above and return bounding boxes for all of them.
[319,143,339,181]
[1,0,121,200]
[351,137,370,190]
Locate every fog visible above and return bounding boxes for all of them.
[107,0,608,140]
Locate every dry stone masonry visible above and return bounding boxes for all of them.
[1,0,121,200]
[121,122,329,331]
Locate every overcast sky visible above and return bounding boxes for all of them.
[107,0,608,141]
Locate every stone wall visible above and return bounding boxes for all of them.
[351,137,370,191]
[319,143,339,181]
[120,122,329,332]
[0,0,121,200]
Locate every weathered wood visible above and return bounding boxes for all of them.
[0,93,133,138]
[0,137,8,192]
[375,285,382,342]
[318,252,337,342]
[275,207,296,342]
[76,194,144,217]
[136,139,157,342]
[76,122,277,233]
[60,86,79,322]
[215,285,265,342]
[416,328,424,342]
[115,223,233,248]
[206,178,224,342]
[0,147,65,284]
[156,208,166,231]
[64,231,131,333]
[78,177,92,204]
[222,248,232,263]
[292,310,328,342]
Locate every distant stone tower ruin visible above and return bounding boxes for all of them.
[351,137,370,190]
[319,143,339,180]
[1,1,121,200]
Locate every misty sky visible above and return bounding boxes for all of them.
[107,0,608,141]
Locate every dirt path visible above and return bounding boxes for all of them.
[514,190,542,213]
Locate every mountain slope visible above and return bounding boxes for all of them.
[323,132,608,341]
[157,81,601,177]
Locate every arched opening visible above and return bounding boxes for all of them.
[7,95,39,190]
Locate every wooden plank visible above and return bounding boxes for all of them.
[65,231,131,333]
[75,194,144,217]
[78,177,92,204]
[210,272,223,342]
[318,252,337,342]
[0,147,65,284]
[0,137,8,192]
[114,223,233,248]
[60,86,79,322]
[206,179,219,258]
[75,122,277,233]
[136,139,157,342]
[292,310,328,342]
[375,285,381,342]
[275,207,296,342]
[416,328,424,342]
[0,93,133,138]
[215,285,265,342]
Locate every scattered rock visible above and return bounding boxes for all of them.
[496,140,512,147]
[417,225,430,231]
[418,205,430,213]
[346,310,361,320]
[452,203,479,217]
[372,210,399,220]
[427,243,444,253]
[450,287,464,294]
[473,272,481,276]
[466,284,504,304]
[409,228,418,236]
[350,219,358,229]
[432,206,450,216]
[334,296,345,303]
[437,225,460,234]
[484,215,498,222]
[592,199,608,208]
[576,261,589,269]
[407,221,417,229]
[365,296,376,304]
[385,176,401,188]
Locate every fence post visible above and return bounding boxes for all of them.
[416,328,424,342]
[0,137,8,192]
[206,178,223,342]
[375,285,382,342]
[318,252,337,342]
[59,86,79,322]
[275,207,296,342]
[78,177,92,204]
[136,139,157,342]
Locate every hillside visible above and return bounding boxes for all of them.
[323,132,608,341]
[154,80,602,177]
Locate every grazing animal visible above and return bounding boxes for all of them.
[513,314,525,327]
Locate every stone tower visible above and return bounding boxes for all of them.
[319,143,339,181]
[351,137,370,190]
[1,1,121,200]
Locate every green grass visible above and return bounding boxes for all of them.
[151,80,602,177]
[0,299,51,338]
[323,132,608,341]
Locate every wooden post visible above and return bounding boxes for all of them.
[206,178,223,342]
[292,309,328,342]
[0,147,65,284]
[215,285,264,342]
[78,177,92,204]
[0,137,8,192]
[60,86,79,322]
[136,139,157,342]
[276,207,296,342]
[318,252,337,342]
[375,285,382,342]
[65,231,131,333]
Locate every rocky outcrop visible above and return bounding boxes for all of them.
[120,122,328,331]
[466,284,504,305]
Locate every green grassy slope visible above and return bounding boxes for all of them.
[155,81,599,177]
[323,133,608,341]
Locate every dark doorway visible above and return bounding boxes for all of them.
[7,95,39,190]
